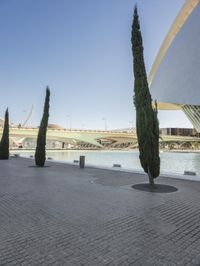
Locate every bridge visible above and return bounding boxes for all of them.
[1,127,200,149]
[7,127,137,148]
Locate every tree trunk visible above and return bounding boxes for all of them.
[148,168,155,187]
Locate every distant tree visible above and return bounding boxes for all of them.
[131,6,160,186]
[35,87,50,167]
[0,108,9,160]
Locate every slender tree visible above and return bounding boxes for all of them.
[0,108,9,160]
[131,6,160,186]
[35,87,50,167]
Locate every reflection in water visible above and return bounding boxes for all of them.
[13,150,200,175]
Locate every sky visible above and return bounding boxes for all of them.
[0,0,191,130]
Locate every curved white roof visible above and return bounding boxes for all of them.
[149,0,200,110]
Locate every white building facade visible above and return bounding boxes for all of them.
[149,0,200,131]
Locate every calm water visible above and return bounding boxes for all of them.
[13,150,200,176]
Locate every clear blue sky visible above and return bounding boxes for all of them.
[0,0,190,129]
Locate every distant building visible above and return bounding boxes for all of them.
[0,118,4,128]
[48,124,64,130]
[160,128,197,137]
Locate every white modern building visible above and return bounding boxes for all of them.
[149,0,200,132]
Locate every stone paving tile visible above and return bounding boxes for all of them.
[0,158,200,265]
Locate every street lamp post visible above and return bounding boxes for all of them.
[102,118,107,131]
[129,120,134,130]
[67,115,72,131]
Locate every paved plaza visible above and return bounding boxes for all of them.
[0,158,200,265]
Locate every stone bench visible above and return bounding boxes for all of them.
[184,171,196,176]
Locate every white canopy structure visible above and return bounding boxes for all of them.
[149,0,200,131]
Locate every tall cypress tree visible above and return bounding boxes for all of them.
[131,6,160,186]
[35,87,50,167]
[0,108,9,160]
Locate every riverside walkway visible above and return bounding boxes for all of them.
[0,158,200,265]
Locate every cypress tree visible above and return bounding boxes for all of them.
[35,87,50,167]
[0,108,9,160]
[131,6,160,186]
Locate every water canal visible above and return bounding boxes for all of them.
[13,150,200,176]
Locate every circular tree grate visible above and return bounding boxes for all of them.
[28,165,51,168]
[132,183,178,193]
